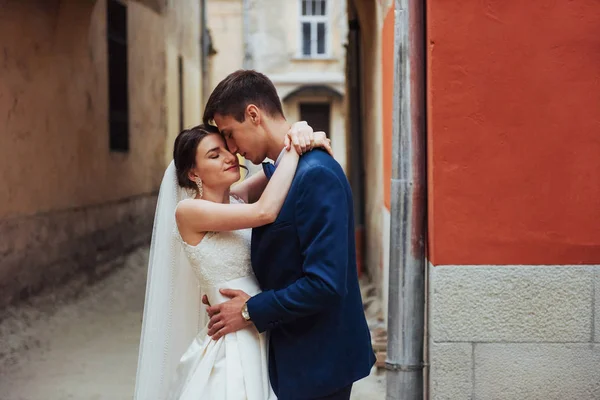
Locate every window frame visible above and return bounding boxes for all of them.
[297,0,331,59]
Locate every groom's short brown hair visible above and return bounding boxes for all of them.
[203,70,285,126]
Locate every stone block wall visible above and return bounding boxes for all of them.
[429,265,600,399]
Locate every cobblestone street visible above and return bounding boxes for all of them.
[0,247,385,400]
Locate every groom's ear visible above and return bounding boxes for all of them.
[246,104,261,126]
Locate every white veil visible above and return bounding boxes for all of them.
[133,161,207,399]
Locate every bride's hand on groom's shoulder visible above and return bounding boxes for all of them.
[285,121,333,157]
[311,131,333,156]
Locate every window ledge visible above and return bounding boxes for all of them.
[292,56,338,62]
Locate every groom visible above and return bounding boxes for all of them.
[203,70,375,400]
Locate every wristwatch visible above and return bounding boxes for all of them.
[241,302,251,322]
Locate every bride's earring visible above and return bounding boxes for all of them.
[194,177,203,198]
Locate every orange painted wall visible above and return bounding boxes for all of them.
[428,1,600,265]
[382,7,394,211]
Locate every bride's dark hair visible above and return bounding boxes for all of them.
[173,124,221,190]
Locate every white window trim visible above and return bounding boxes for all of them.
[297,0,331,59]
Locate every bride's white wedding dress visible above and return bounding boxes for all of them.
[168,196,276,400]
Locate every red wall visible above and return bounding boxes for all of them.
[382,7,394,211]
[428,1,600,265]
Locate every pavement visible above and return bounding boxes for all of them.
[0,246,386,400]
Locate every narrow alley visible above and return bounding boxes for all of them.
[0,248,385,400]
[4,0,599,399]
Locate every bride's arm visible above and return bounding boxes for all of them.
[230,169,268,205]
[175,147,299,232]
[230,122,333,204]
[229,121,311,204]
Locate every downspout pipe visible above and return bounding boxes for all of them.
[242,0,252,69]
[385,0,427,399]
[242,0,259,172]
[200,0,209,102]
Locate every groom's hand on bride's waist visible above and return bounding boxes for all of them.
[206,289,252,340]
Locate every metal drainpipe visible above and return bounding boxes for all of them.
[200,0,209,102]
[242,0,252,70]
[385,0,427,399]
[241,0,258,172]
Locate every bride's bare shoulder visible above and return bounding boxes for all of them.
[175,198,202,222]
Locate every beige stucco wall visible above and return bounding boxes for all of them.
[163,0,203,163]
[1,1,163,219]
[206,0,244,93]
[205,0,348,176]
[208,0,348,89]
[351,0,385,286]
[0,0,202,306]
[249,0,347,76]
[248,0,347,110]
[260,0,349,173]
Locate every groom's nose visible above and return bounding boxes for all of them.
[226,138,238,155]
[225,151,237,164]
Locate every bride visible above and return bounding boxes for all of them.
[134,122,330,399]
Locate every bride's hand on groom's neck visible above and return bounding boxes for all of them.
[285,122,333,157]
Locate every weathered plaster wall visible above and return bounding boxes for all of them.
[0,0,202,306]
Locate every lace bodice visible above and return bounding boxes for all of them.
[175,196,255,290]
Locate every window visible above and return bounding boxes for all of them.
[299,0,329,58]
[107,0,129,152]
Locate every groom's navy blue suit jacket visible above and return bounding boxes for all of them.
[246,150,376,399]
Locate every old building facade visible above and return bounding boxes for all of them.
[0,0,205,307]
[351,0,600,398]
[207,0,349,173]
